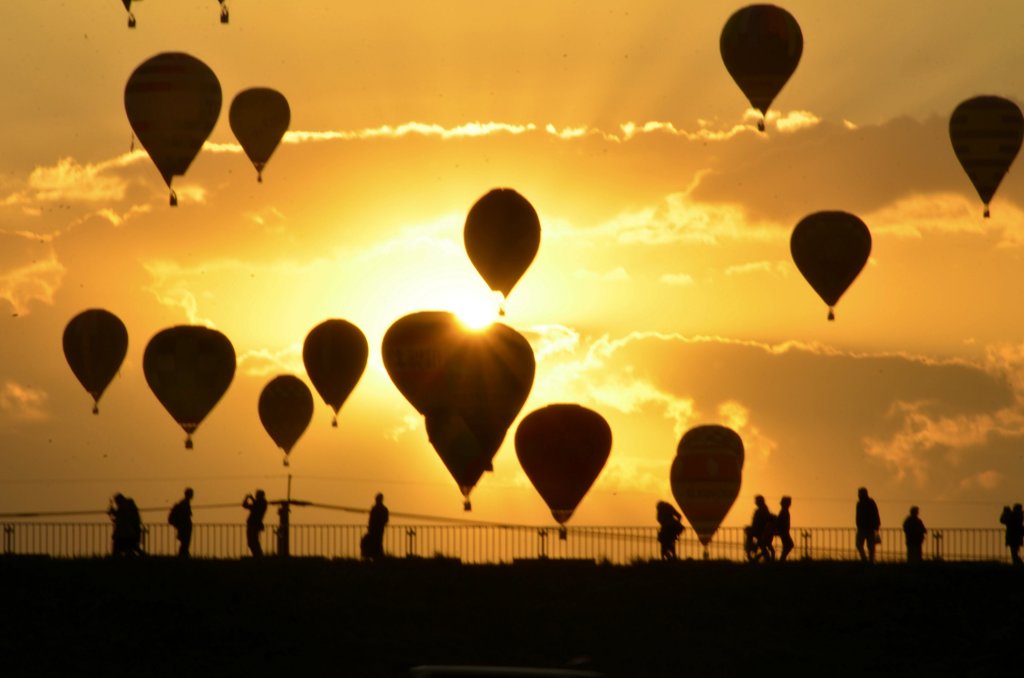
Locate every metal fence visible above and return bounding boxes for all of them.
[2,522,1016,563]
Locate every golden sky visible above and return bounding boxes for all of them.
[2,1,1024,532]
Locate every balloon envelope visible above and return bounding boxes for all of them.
[670,425,744,547]
[258,375,314,460]
[229,87,290,182]
[302,319,368,427]
[949,96,1024,217]
[124,52,222,203]
[515,404,612,525]
[790,211,871,320]
[62,309,128,414]
[720,4,802,129]
[464,188,541,299]
[382,311,535,505]
[143,326,236,448]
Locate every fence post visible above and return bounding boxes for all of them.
[932,530,943,561]
[3,525,13,555]
[537,529,548,559]
[406,528,416,558]
[800,530,812,560]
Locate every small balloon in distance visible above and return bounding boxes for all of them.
[258,375,314,466]
[720,4,803,131]
[515,404,612,525]
[790,211,871,321]
[143,325,236,449]
[229,87,290,183]
[62,309,128,414]
[464,188,541,301]
[302,319,368,427]
[670,424,744,548]
[949,95,1024,218]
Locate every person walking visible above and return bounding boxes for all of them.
[168,487,194,557]
[777,496,794,561]
[242,489,268,557]
[1000,504,1023,565]
[902,506,927,563]
[108,493,143,557]
[361,493,389,560]
[656,500,685,560]
[855,487,881,563]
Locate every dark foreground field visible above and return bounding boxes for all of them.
[2,556,1021,677]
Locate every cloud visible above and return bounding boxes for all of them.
[575,266,630,282]
[0,381,49,421]
[659,273,696,286]
[0,250,65,315]
[724,261,790,277]
[238,345,304,378]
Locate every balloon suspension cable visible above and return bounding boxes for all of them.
[257,171,263,183]
[827,307,835,321]
[169,189,178,207]
[184,436,193,450]
[129,133,135,153]
[984,205,991,219]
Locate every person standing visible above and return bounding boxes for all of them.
[855,487,881,563]
[108,493,143,557]
[1001,504,1024,565]
[656,500,685,560]
[168,487,194,557]
[361,493,389,560]
[242,489,268,557]
[777,496,794,561]
[902,506,927,563]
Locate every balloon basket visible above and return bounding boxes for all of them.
[184,437,193,450]
[463,500,472,512]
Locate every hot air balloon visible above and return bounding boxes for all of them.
[464,189,541,311]
[790,211,871,321]
[670,425,744,557]
[124,53,222,206]
[515,404,611,528]
[382,311,535,509]
[949,96,1024,218]
[229,88,290,182]
[302,319,368,427]
[143,325,235,449]
[720,5,803,132]
[121,0,136,27]
[258,375,314,466]
[63,309,128,414]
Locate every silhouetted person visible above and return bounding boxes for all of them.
[656,500,685,560]
[243,489,268,557]
[777,496,794,561]
[856,487,881,562]
[902,506,926,563]
[361,493,389,560]
[746,495,775,561]
[108,493,143,556]
[168,487,193,557]
[1001,504,1024,565]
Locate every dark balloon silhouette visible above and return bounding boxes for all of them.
[670,424,744,552]
[258,375,314,466]
[464,189,541,305]
[382,311,535,509]
[121,0,136,27]
[62,309,128,414]
[720,4,803,131]
[790,211,872,321]
[302,319,368,427]
[143,325,236,449]
[949,96,1024,218]
[515,404,612,525]
[229,88,290,182]
[124,53,222,206]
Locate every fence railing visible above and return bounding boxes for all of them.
[1,522,1015,564]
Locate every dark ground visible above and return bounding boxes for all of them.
[1,556,1021,677]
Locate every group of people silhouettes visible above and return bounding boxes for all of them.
[743,495,795,562]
